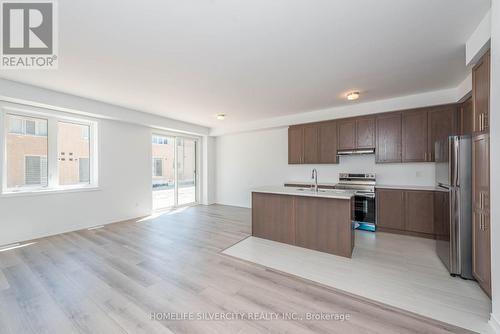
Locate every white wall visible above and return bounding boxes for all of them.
[215,127,436,208]
[0,119,152,246]
[489,0,500,331]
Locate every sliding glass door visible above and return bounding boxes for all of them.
[177,138,197,206]
[152,134,197,210]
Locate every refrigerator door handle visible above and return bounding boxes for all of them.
[454,139,460,187]
[448,138,454,186]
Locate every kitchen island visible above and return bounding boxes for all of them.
[252,186,355,258]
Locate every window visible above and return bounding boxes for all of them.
[58,122,91,186]
[79,158,90,183]
[2,107,97,194]
[152,135,168,145]
[8,116,47,136]
[25,156,48,186]
[153,158,163,177]
[5,115,48,189]
[82,126,89,141]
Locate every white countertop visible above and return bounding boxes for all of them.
[282,180,441,192]
[376,184,440,191]
[252,186,355,200]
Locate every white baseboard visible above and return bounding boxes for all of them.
[490,313,500,334]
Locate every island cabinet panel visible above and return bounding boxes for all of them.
[252,193,295,245]
[318,122,338,163]
[402,109,429,162]
[356,117,376,149]
[375,113,402,163]
[337,119,356,150]
[428,105,457,162]
[295,196,353,257]
[303,125,319,164]
[376,189,404,230]
[288,126,304,164]
[405,191,435,235]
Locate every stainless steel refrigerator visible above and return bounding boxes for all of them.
[435,135,473,279]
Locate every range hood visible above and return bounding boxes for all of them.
[337,148,375,156]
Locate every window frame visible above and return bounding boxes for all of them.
[0,102,99,196]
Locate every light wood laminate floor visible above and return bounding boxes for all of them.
[0,205,474,333]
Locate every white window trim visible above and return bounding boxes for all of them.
[0,102,99,196]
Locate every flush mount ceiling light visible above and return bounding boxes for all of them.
[216,113,226,120]
[347,91,360,101]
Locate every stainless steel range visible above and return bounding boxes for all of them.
[335,173,376,232]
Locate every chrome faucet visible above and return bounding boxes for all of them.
[311,168,318,192]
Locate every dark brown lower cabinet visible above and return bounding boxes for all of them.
[295,196,353,257]
[472,134,491,297]
[405,191,435,235]
[252,192,354,258]
[376,189,404,230]
[376,188,435,239]
[252,193,295,244]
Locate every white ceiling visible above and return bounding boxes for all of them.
[0,0,490,129]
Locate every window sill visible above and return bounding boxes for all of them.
[1,186,101,198]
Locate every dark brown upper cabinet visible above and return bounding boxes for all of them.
[376,112,402,163]
[473,50,490,134]
[318,122,338,164]
[459,97,474,136]
[288,126,304,164]
[303,125,319,164]
[356,117,376,149]
[288,122,338,164]
[337,119,356,150]
[402,109,429,162]
[428,105,457,162]
[337,117,375,151]
[289,103,457,165]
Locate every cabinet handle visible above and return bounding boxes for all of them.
[480,213,484,231]
[480,113,484,132]
[484,114,488,130]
